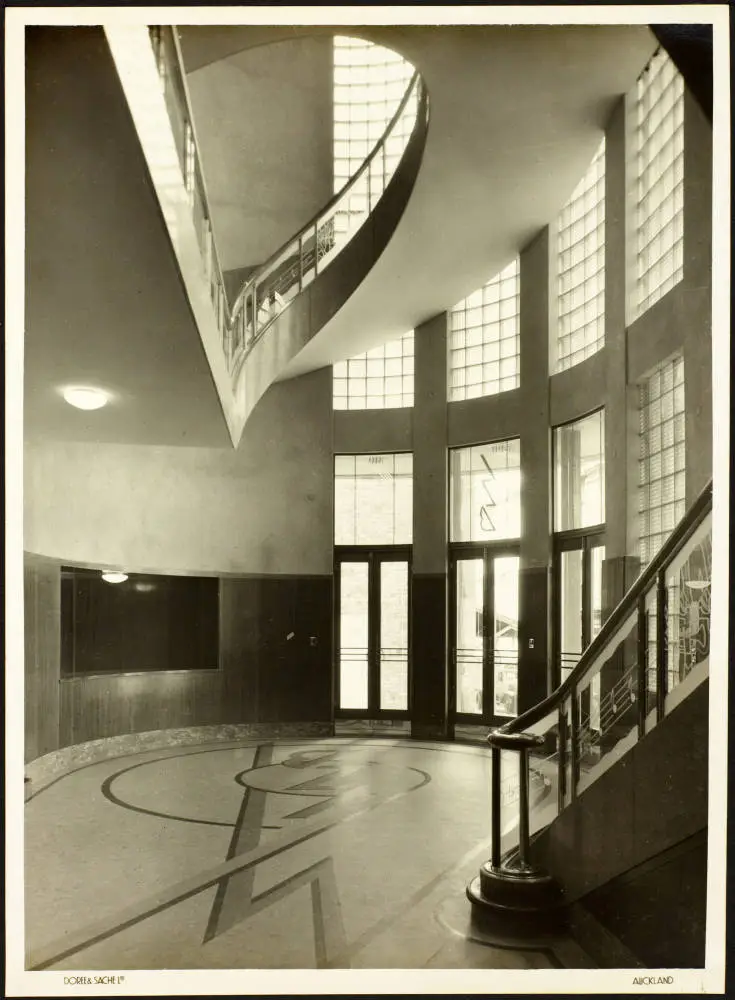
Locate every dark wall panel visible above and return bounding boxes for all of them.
[222,576,333,724]
[518,566,550,713]
[24,554,61,762]
[58,573,334,747]
[584,829,707,968]
[533,678,708,902]
[59,670,228,747]
[62,570,219,676]
[411,574,449,739]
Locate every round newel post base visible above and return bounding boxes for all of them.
[467,859,566,932]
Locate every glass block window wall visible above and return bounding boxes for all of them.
[554,138,606,372]
[629,47,685,322]
[638,356,686,564]
[448,258,520,401]
[333,331,414,410]
[333,37,415,195]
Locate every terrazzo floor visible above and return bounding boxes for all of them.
[24,738,595,973]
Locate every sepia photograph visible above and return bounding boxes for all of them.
[5,4,730,995]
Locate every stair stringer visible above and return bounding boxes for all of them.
[530,678,709,906]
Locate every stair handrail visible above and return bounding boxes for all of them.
[470,479,714,910]
[226,71,426,377]
[501,478,713,737]
[229,68,423,323]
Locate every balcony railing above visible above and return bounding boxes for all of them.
[149,27,426,387]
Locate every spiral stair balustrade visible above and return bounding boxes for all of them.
[149,26,427,396]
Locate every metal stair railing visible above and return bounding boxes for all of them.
[468,481,713,916]
[149,27,427,384]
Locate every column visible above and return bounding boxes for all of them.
[604,97,641,607]
[411,311,450,740]
[518,228,552,713]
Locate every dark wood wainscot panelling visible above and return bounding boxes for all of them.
[411,573,448,739]
[220,575,333,724]
[60,670,227,747]
[518,566,550,713]
[24,554,61,762]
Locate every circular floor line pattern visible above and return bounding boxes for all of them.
[26,736,488,807]
[28,749,437,971]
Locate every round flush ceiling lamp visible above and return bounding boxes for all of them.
[101,571,128,584]
[61,386,110,410]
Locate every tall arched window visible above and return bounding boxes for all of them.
[628,47,685,322]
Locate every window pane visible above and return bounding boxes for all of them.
[449,439,521,542]
[560,549,584,681]
[333,331,414,409]
[448,258,520,401]
[339,562,369,709]
[554,138,606,372]
[379,561,409,710]
[639,356,686,564]
[554,410,605,530]
[333,36,414,199]
[631,48,684,320]
[493,555,519,718]
[456,558,484,714]
[335,453,413,545]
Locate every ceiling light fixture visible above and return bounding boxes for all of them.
[101,571,128,584]
[61,386,110,410]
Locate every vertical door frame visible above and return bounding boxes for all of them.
[448,541,520,726]
[334,545,412,719]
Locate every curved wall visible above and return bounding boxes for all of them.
[333,87,712,737]
[25,371,333,576]
[24,370,336,760]
[24,78,712,760]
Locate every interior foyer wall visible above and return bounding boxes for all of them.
[24,370,335,754]
[331,81,712,726]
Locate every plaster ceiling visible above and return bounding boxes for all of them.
[24,27,232,448]
[23,23,658,446]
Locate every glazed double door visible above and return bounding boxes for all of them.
[335,549,410,716]
[554,532,606,685]
[450,547,520,724]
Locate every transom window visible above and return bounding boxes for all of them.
[628,47,684,322]
[333,332,414,409]
[448,258,520,401]
[554,138,605,372]
[638,356,685,564]
[334,453,413,546]
[449,439,521,542]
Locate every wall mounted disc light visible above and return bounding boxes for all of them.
[61,386,111,410]
[101,571,128,584]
